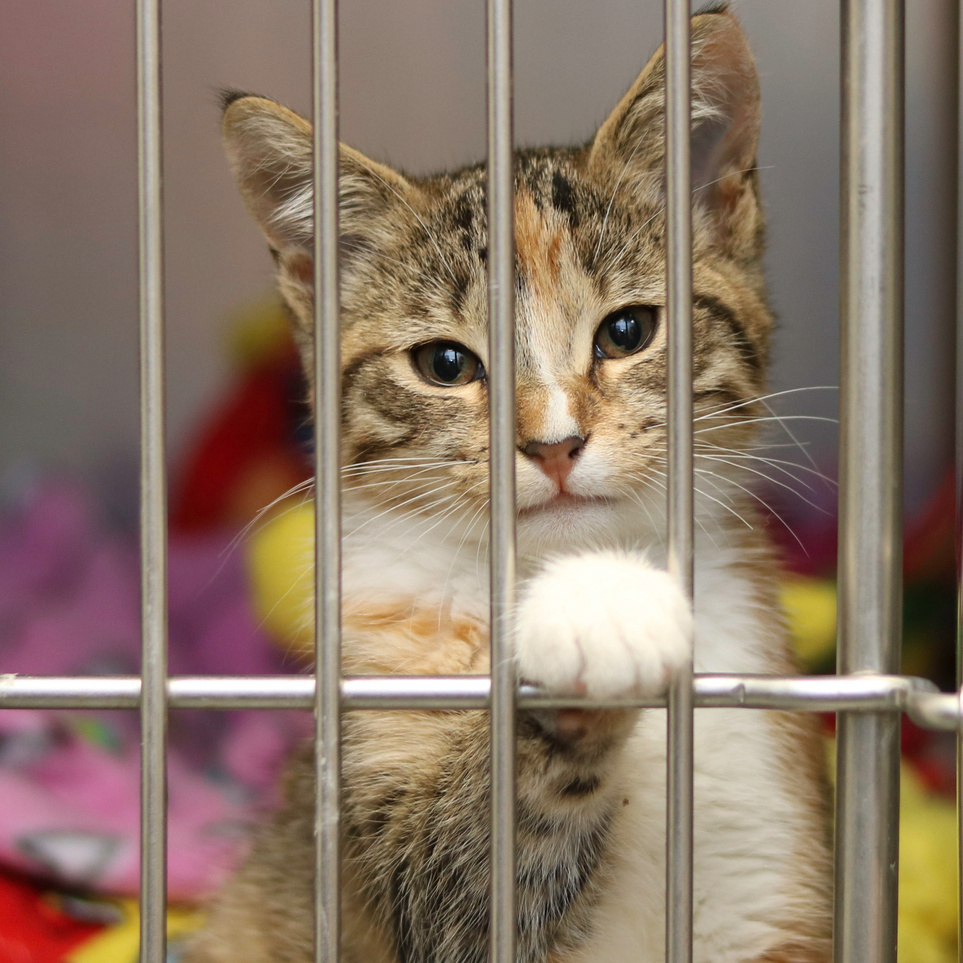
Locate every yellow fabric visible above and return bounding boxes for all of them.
[225,292,291,368]
[898,764,958,963]
[247,499,315,652]
[67,900,205,963]
[780,574,837,665]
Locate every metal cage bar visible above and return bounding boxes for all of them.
[0,671,944,713]
[486,0,518,958]
[135,0,169,960]
[835,1,905,961]
[311,0,344,958]
[664,1,695,961]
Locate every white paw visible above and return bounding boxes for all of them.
[515,551,692,700]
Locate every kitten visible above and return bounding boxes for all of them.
[185,9,832,962]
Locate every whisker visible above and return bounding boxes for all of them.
[694,414,838,434]
[638,386,838,435]
[695,454,831,514]
[695,441,836,488]
[692,385,838,423]
[694,465,807,553]
[342,458,468,475]
[344,487,458,540]
[344,464,463,494]
[692,164,775,197]
[759,398,826,482]
[442,497,492,596]
[592,134,652,267]
[630,458,754,539]
[623,468,721,547]
[599,206,663,275]
[219,477,315,561]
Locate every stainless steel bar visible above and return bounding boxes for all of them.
[906,690,963,732]
[835,2,905,961]
[664,2,694,961]
[312,0,343,957]
[136,0,168,959]
[0,673,942,713]
[486,0,517,956]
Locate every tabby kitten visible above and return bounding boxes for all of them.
[185,9,832,963]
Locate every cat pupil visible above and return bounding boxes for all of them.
[434,345,465,381]
[609,314,640,349]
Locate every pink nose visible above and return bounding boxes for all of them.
[521,435,585,489]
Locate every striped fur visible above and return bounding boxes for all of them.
[186,9,832,963]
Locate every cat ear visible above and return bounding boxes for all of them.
[221,92,419,355]
[221,91,417,264]
[587,10,762,256]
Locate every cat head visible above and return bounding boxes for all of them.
[222,9,770,553]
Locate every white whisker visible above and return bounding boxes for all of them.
[696,453,831,515]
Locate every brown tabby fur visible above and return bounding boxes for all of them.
[185,8,832,962]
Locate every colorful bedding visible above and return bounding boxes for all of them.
[0,480,309,947]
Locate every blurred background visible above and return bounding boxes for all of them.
[0,1,959,960]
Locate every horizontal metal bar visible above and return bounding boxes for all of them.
[905,689,963,731]
[0,672,941,714]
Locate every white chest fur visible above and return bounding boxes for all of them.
[340,506,820,962]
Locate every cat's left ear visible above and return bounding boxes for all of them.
[587,9,762,258]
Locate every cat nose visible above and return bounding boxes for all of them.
[520,435,586,489]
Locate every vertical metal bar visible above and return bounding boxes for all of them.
[136,0,168,960]
[486,0,517,957]
[312,0,342,958]
[835,2,905,961]
[664,3,694,962]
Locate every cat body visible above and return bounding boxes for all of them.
[185,9,832,962]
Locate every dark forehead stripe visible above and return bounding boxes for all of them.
[550,170,579,229]
[694,293,761,374]
[450,195,477,253]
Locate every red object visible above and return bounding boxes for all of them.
[171,343,310,532]
[903,468,956,583]
[0,873,105,963]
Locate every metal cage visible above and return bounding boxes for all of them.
[0,1,959,962]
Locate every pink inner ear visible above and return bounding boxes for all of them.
[689,21,761,195]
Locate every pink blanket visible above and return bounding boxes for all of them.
[0,481,308,900]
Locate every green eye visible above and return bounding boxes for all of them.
[594,305,658,359]
[412,341,485,386]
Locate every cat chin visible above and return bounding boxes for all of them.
[514,498,627,554]
[514,493,666,556]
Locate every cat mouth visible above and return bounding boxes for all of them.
[517,493,615,517]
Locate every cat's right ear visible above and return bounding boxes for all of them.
[221,92,417,303]
[586,10,762,260]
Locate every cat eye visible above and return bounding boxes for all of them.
[593,305,658,359]
[412,341,485,386]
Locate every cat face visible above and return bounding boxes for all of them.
[223,10,770,553]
